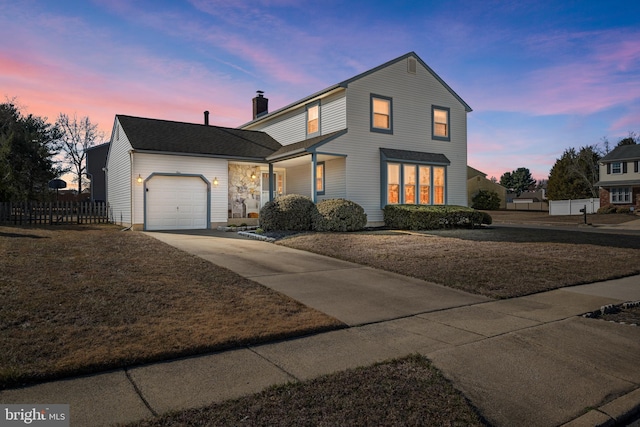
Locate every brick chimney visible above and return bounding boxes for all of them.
[252,91,268,119]
[204,110,210,126]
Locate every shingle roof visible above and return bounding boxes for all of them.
[117,115,281,159]
[266,129,347,161]
[380,148,450,165]
[600,144,640,162]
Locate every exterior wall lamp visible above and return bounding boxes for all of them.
[137,174,143,183]
[213,177,219,187]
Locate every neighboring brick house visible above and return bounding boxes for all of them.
[596,144,640,211]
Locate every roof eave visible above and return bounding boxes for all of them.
[132,149,268,162]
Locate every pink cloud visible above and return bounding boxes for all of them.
[470,29,640,117]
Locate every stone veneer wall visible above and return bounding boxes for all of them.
[228,164,261,217]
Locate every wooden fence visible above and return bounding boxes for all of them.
[0,201,110,225]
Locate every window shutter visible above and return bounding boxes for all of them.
[635,161,639,173]
[607,163,611,174]
[623,162,628,173]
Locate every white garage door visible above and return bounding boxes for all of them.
[145,175,208,230]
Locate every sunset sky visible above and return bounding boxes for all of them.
[1,0,639,181]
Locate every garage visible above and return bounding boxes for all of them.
[145,175,209,231]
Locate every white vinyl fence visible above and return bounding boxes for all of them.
[548,198,600,216]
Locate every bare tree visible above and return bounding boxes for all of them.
[56,113,103,196]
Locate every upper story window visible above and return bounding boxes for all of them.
[612,162,622,174]
[432,106,450,141]
[307,104,319,137]
[371,94,392,134]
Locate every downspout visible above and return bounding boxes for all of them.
[128,150,134,230]
[311,152,317,203]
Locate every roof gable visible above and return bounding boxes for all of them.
[116,115,281,159]
[241,52,471,128]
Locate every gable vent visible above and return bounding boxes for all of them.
[407,57,417,74]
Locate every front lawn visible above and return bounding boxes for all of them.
[278,227,640,299]
[0,225,343,389]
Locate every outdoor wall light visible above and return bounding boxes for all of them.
[137,174,143,183]
[251,170,257,180]
[213,177,219,187]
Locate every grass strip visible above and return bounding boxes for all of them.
[123,354,488,427]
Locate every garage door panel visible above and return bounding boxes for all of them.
[146,176,208,230]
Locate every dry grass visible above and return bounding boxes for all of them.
[0,225,342,389]
[278,226,640,299]
[123,354,487,427]
[487,210,638,225]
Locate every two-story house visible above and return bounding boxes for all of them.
[596,144,640,210]
[104,52,472,230]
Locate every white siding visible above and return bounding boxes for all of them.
[106,119,133,225]
[248,90,347,146]
[318,157,346,201]
[285,163,311,197]
[321,56,468,223]
[133,153,229,227]
[254,108,306,146]
[320,92,347,134]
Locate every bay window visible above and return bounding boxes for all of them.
[387,164,400,204]
[419,166,431,204]
[385,162,445,205]
[404,165,416,204]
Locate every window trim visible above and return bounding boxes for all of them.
[432,105,450,141]
[315,161,325,195]
[306,102,320,138]
[370,94,393,134]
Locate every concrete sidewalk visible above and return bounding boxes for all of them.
[1,232,639,427]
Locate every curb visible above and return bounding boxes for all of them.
[236,230,275,242]
[561,387,640,426]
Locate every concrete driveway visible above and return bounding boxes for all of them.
[147,230,489,326]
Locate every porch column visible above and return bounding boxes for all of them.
[268,163,274,202]
[311,152,317,203]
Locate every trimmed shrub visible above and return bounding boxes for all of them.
[312,199,368,232]
[383,205,492,230]
[616,206,632,214]
[259,194,316,231]
[471,190,501,210]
